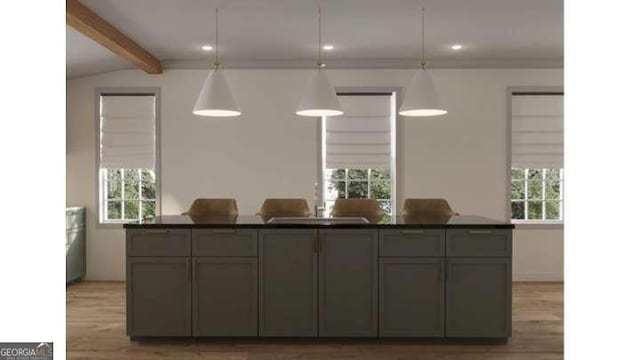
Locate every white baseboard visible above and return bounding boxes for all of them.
[513,272,563,282]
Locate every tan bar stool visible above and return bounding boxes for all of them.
[182,198,239,217]
[257,198,311,218]
[401,198,459,217]
[331,198,385,222]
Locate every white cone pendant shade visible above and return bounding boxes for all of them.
[399,69,447,117]
[296,69,343,117]
[193,69,241,117]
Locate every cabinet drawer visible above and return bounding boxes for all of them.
[192,229,257,257]
[66,209,85,229]
[126,229,191,257]
[446,229,512,257]
[380,229,444,257]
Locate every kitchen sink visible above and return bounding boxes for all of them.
[266,217,370,225]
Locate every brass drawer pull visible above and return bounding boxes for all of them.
[468,229,493,235]
[187,260,191,283]
[144,229,169,234]
[210,229,237,234]
[193,260,198,282]
[401,230,424,235]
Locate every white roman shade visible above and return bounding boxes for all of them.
[100,95,156,169]
[511,94,563,168]
[325,95,391,169]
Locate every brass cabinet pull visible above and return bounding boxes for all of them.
[193,260,197,282]
[468,229,493,235]
[401,230,424,235]
[210,229,237,234]
[144,229,169,234]
[444,262,450,281]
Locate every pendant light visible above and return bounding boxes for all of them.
[398,7,447,117]
[193,7,241,117]
[296,7,343,117]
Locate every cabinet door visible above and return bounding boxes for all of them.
[192,257,258,336]
[379,258,445,337]
[319,229,378,337]
[126,257,191,337]
[66,228,85,283]
[445,258,512,338]
[259,229,317,337]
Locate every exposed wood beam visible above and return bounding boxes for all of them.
[66,0,162,74]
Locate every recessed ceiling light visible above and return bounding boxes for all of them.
[323,45,334,50]
[451,44,463,50]
[201,45,213,51]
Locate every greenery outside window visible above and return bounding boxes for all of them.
[511,168,563,222]
[324,168,392,219]
[100,168,157,223]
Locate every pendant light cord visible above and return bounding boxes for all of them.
[214,7,220,69]
[317,7,323,68]
[421,7,426,70]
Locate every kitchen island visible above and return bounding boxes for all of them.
[123,215,514,340]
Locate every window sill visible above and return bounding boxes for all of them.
[511,221,564,230]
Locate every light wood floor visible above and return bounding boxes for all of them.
[67,281,563,360]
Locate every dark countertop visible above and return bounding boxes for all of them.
[123,214,515,229]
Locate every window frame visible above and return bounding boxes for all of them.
[323,168,393,216]
[510,167,564,224]
[318,88,400,217]
[507,87,564,228]
[95,88,161,227]
[99,168,158,224]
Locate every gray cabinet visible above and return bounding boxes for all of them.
[379,258,445,337]
[318,229,378,337]
[192,257,258,336]
[66,228,86,283]
[126,229,191,257]
[126,257,191,337]
[66,206,85,228]
[445,258,512,338]
[259,229,318,337]
[192,229,257,257]
[123,224,513,339]
[380,229,444,257]
[446,229,512,257]
[66,207,85,283]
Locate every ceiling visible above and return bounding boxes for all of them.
[66,0,563,78]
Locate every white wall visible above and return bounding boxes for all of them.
[66,68,563,281]
[513,227,563,281]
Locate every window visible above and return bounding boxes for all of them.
[510,91,563,223]
[324,168,392,217]
[511,168,563,221]
[100,169,157,222]
[320,92,397,217]
[98,92,158,223]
